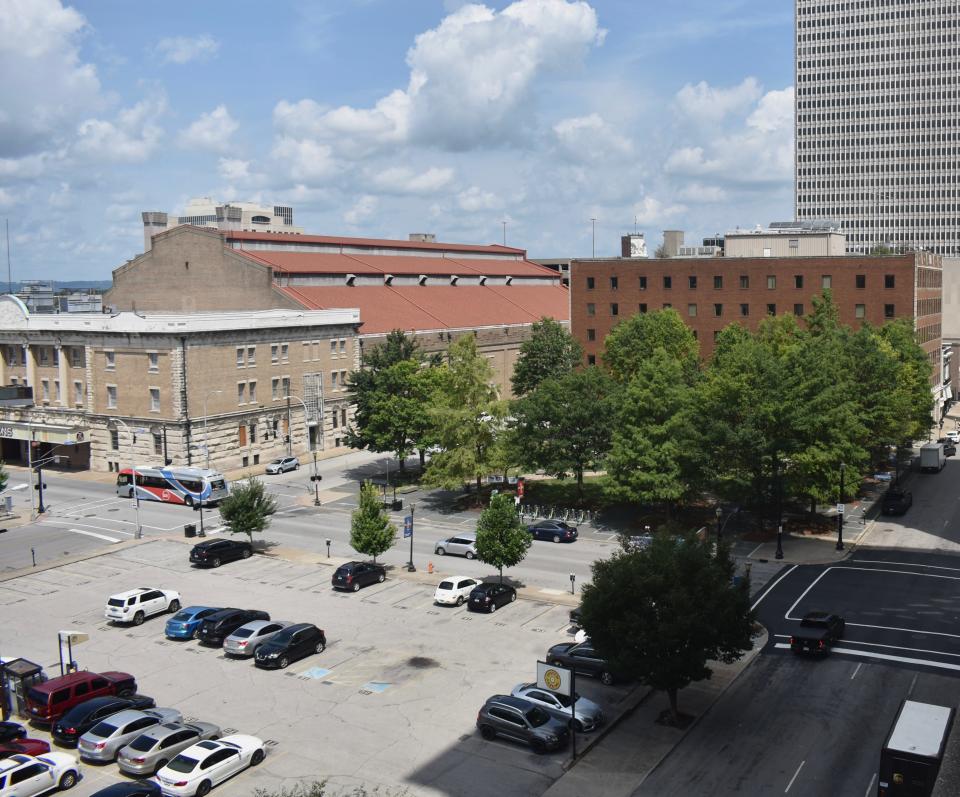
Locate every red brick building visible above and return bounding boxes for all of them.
[570,252,945,414]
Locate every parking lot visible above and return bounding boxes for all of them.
[1,539,635,797]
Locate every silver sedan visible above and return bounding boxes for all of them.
[78,707,182,762]
[510,683,603,732]
[223,619,293,657]
[117,720,220,776]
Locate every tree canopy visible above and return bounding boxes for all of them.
[602,309,699,383]
[474,493,531,583]
[511,317,583,397]
[350,481,397,563]
[219,478,277,544]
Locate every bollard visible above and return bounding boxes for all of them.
[31,547,36,567]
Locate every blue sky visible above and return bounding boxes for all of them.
[0,0,795,281]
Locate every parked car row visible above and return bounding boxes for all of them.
[433,522,579,562]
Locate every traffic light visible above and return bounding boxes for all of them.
[310,475,323,482]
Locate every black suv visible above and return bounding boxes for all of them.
[881,488,913,516]
[331,561,386,592]
[254,623,327,669]
[189,539,252,568]
[546,640,619,685]
[52,695,156,747]
[467,582,517,613]
[197,608,270,646]
[476,694,570,753]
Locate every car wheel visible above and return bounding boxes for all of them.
[154,759,168,775]
[133,611,145,626]
[242,548,252,559]
[295,463,300,471]
[352,582,360,592]
[251,748,265,766]
[600,671,614,686]
[489,602,497,613]
[278,656,289,669]
[168,599,180,613]
[196,780,212,797]
[531,739,546,754]
[465,551,475,560]
[435,547,445,556]
[212,558,221,568]
[58,771,78,790]
[510,592,516,602]
[456,596,464,607]
[185,495,194,508]
[377,573,385,583]
[193,628,202,640]
[553,535,561,543]
[480,725,496,741]
[118,687,135,697]
[315,641,326,654]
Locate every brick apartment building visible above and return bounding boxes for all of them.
[570,252,947,415]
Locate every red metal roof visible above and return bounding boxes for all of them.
[279,284,569,334]
[236,249,557,278]
[225,229,525,256]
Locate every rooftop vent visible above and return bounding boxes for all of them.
[345,274,356,286]
[409,233,436,243]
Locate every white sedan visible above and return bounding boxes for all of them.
[154,735,264,796]
[0,752,81,796]
[433,576,478,606]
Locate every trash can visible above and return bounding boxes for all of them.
[391,499,403,511]
[184,524,197,538]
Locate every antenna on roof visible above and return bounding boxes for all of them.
[5,218,10,295]
[634,215,638,234]
[502,220,507,246]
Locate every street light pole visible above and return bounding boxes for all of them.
[312,451,321,506]
[836,462,846,551]
[202,389,223,471]
[114,418,142,540]
[715,507,722,547]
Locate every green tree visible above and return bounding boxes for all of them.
[350,482,397,563]
[510,317,583,397]
[606,350,697,515]
[879,318,934,441]
[218,477,277,545]
[579,533,754,723]
[602,309,699,383]
[423,336,507,500]
[475,493,531,583]
[511,367,616,498]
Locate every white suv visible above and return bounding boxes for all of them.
[434,576,478,606]
[0,753,80,796]
[105,588,181,626]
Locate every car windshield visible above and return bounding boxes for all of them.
[27,688,47,704]
[232,628,254,638]
[90,721,118,737]
[438,581,454,590]
[525,707,551,727]
[269,459,283,465]
[108,598,125,607]
[129,735,158,752]
[166,755,199,773]
[552,692,574,708]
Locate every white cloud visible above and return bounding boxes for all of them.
[271,137,339,184]
[178,105,238,153]
[155,34,219,65]
[0,187,13,209]
[553,113,632,161]
[48,182,71,207]
[0,0,103,158]
[74,94,167,162]
[747,87,794,133]
[344,195,379,225]
[674,77,762,122]
[368,166,454,195]
[676,183,728,203]
[633,196,687,225]
[457,186,502,212]
[218,158,251,181]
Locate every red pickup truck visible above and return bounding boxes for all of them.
[26,670,138,723]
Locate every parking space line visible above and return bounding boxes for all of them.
[852,558,960,574]
[785,760,805,793]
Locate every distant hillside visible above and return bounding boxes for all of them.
[5,280,112,292]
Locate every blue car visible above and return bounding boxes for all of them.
[165,606,221,640]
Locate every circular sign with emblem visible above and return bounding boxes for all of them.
[543,668,562,691]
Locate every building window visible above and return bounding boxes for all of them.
[639,276,647,290]
[237,383,246,405]
[586,303,595,316]
[52,348,59,366]
[38,347,49,365]
[340,369,347,387]
[688,276,697,289]
[303,341,311,361]
[54,380,60,403]
[884,304,895,319]
[70,348,83,368]
[340,339,346,356]
[713,331,720,342]
[639,303,647,314]
[855,304,866,319]
[332,408,339,429]
[586,277,595,290]
[148,352,159,372]
[822,275,832,289]
[794,275,804,289]
[341,407,347,427]
[688,303,697,317]
[766,304,776,316]
[105,351,115,370]
[740,304,749,317]
[692,330,698,340]
[74,381,83,406]
[884,275,895,289]
[330,340,338,358]
[766,275,776,289]
[41,379,49,402]
[150,388,160,413]
[740,275,749,289]
[714,303,723,317]
[610,276,618,290]
[281,343,289,362]
[106,385,117,408]
[610,303,619,316]
[663,276,672,289]
[794,304,804,316]
[272,378,280,401]
[248,381,257,403]
[713,276,723,289]
[281,376,290,397]
[247,346,256,365]
[587,329,596,342]
[249,423,257,444]
[662,303,672,309]
[271,344,279,364]
[587,354,596,365]
[153,432,163,456]
[110,429,119,450]
[856,274,866,289]
[237,347,245,366]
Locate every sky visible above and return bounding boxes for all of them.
[0,0,796,281]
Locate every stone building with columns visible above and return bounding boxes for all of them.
[0,295,360,473]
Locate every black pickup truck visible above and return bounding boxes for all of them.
[790,611,845,655]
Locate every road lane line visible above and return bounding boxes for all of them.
[783,568,831,618]
[750,565,798,611]
[864,773,876,797]
[908,673,918,696]
[772,643,960,672]
[785,760,805,792]
[67,528,122,543]
[850,662,862,680]
[851,559,960,573]
[841,638,960,660]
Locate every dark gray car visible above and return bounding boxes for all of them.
[476,694,570,753]
[117,720,220,776]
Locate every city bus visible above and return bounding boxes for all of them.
[116,466,229,507]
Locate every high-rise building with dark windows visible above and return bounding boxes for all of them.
[795,1,960,255]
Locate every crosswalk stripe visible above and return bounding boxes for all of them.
[67,528,122,543]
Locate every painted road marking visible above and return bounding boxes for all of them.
[785,760,805,793]
[852,558,960,574]
[864,773,877,797]
[850,662,862,680]
[841,638,960,660]
[49,521,134,537]
[68,528,122,543]
[750,565,798,611]
[772,642,960,672]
